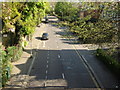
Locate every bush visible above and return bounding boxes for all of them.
[96,49,120,76]
[0,45,13,87]
[0,45,23,87]
[6,46,16,61]
[7,45,23,62]
[24,41,28,47]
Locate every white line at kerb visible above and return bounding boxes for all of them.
[62,73,65,79]
[27,52,36,75]
[81,55,87,63]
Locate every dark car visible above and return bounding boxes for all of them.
[41,33,48,40]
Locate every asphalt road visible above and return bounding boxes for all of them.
[27,22,119,89]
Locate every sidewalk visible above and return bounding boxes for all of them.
[5,23,45,88]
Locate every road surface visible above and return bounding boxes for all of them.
[26,21,119,89]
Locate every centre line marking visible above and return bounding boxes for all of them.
[46,65,48,68]
[58,55,60,58]
[47,61,49,63]
[62,73,65,79]
[45,76,47,79]
[46,70,48,74]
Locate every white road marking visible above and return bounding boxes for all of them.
[71,44,103,88]
[62,73,65,79]
[47,61,49,63]
[46,65,48,68]
[27,52,36,75]
[58,55,61,58]
[43,41,45,47]
[45,76,47,79]
[81,55,87,63]
[46,70,48,74]
[47,57,49,59]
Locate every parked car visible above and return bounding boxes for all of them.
[41,33,48,40]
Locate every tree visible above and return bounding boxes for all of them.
[70,2,118,45]
[2,2,50,46]
[55,2,79,22]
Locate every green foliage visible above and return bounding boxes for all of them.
[55,2,79,22]
[0,45,23,87]
[6,46,16,61]
[2,2,50,45]
[1,2,50,87]
[96,49,120,76]
[0,45,12,87]
[69,2,118,45]
[23,40,28,47]
[6,46,23,62]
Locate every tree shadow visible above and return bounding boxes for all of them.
[10,48,119,88]
[35,37,41,40]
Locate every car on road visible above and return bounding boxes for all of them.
[41,33,48,40]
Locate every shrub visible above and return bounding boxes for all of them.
[0,45,23,87]
[24,41,28,47]
[0,45,13,87]
[7,46,23,62]
[96,49,120,76]
[6,46,16,61]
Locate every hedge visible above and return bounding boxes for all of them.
[7,45,23,62]
[0,45,23,87]
[96,49,120,77]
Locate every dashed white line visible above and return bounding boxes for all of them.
[47,57,49,59]
[58,55,61,58]
[46,65,48,68]
[62,73,65,79]
[45,76,47,79]
[47,61,49,63]
[46,70,48,74]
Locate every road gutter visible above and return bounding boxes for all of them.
[27,52,37,75]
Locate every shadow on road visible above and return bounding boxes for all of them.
[12,48,119,88]
[8,23,120,89]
